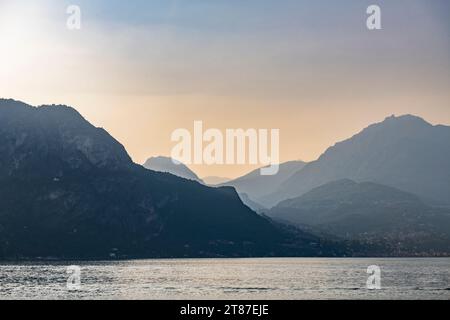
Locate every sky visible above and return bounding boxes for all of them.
[0,0,449,178]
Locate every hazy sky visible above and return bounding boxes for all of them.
[1,0,449,178]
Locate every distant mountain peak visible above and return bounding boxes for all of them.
[220,160,308,210]
[357,114,433,137]
[263,114,450,207]
[383,113,429,122]
[378,114,432,128]
[143,156,203,183]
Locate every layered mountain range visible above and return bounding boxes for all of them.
[1,98,449,258]
[263,115,450,208]
[0,99,338,259]
[267,180,450,254]
[219,161,307,211]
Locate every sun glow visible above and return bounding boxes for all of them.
[0,3,50,69]
[0,1,448,179]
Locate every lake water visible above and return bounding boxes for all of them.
[0,258,449,300]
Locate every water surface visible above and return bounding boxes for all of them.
[0,258,449,300]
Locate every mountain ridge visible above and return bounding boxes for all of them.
[267,179,450,254]
[220,161,307,208]
[263,114,450,207]
[0,99,343,259]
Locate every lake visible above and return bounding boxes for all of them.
[0,258,449,300]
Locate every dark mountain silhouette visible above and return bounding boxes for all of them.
[264,115,450,207]
[267,179,450,254]
[220,161,307,209]
[0,99,342,259]
[143,156,203,184]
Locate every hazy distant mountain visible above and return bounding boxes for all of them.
[220,161,307,208]
[268,180,450,254]
[264,115,450,207]
[0,99,343,259]
[143,156,203,184]
[203,176,231,186]
[238,193,267,213]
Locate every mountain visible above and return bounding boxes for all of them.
[203,176,231,186]
[238,193,267,213]
[220,161,307,208]
[143,156,203,184]
[0,99,342,259]
[264,115,450,207]
[267,180,450,254]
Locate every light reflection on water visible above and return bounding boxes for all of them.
[0,258,449,300]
